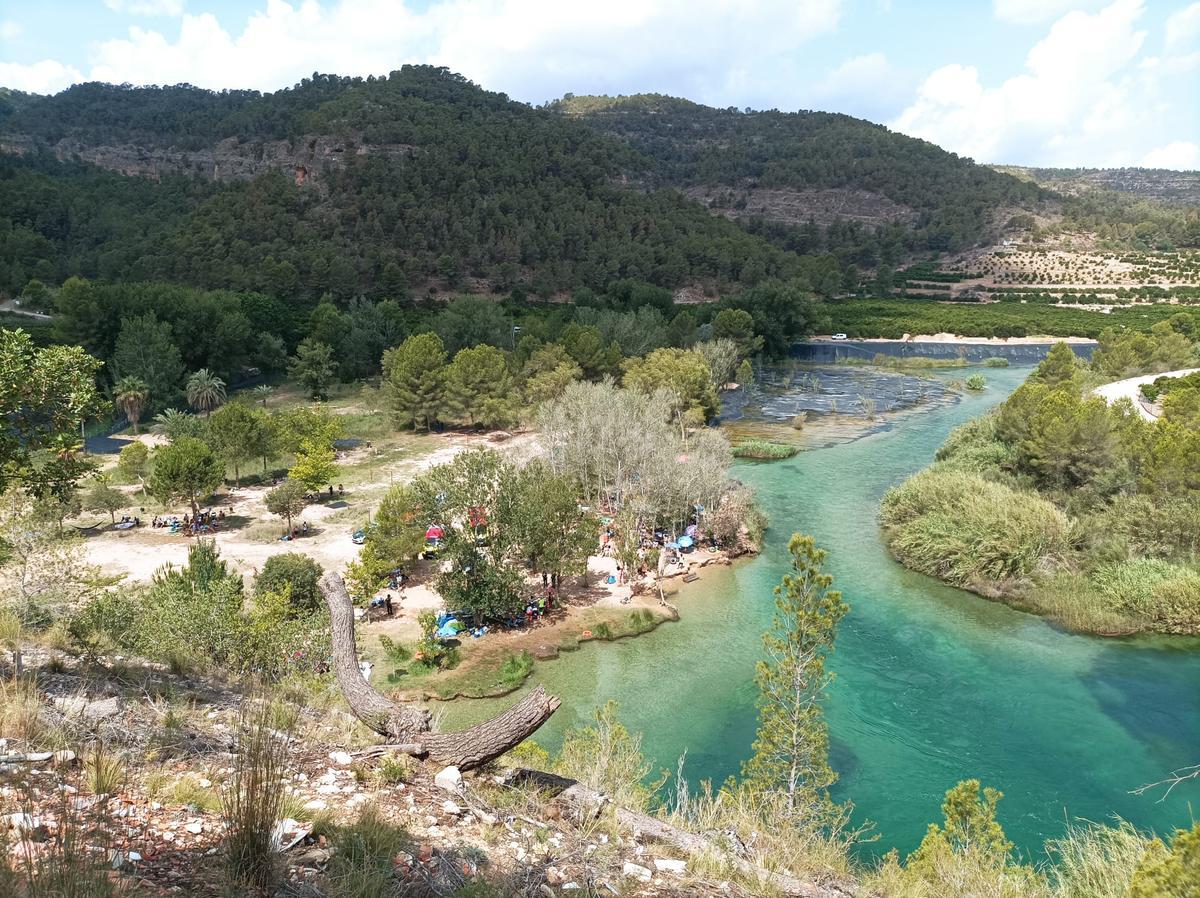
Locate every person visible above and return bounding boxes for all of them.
[328,485,334,497]
[385,594,394,617]
[337,483,344,496]
[301,520,309,535]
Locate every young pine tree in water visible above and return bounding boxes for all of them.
[742,533,847,817]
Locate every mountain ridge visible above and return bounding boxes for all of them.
[1,68,1194,301]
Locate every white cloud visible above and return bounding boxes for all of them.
[810,53,911,121]
[1,20,22,40]
[992,0,1104,25]
[0,60,84,94]
[0,0,838,111]
[892,0,1197,166]
[1143,140,1200,169]
[1165,2,1200,51]
[104,0,186,16]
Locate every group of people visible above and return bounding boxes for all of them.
[522,586,557,625]
[152,510,225,534]
[281,520,310,540]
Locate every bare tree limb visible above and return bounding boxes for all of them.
[319,572,560,769]
[1132,763,1200,801]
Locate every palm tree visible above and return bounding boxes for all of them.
[114,377,150,434]
[153,408,199,441]
[186,369,226,417]
[253,384,274,408]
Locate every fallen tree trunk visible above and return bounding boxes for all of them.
[320,572,560,769]
[508,769,858,898]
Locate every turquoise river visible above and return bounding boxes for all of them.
[448,364,1200,859]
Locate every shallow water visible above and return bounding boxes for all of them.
[447,365,1200,858]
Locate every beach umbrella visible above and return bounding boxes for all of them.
[685,524,698,537]
[678,535,694,549]
[425,524,445,540]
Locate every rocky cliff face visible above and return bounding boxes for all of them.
[681,185,918,229]
[1005,166,1200,206]
[0,133,418,186]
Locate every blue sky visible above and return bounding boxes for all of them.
[1,0,1197,168]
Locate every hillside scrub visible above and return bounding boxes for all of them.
[881,338,1200,635]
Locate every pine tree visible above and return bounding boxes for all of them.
[382,332,447,430]
[742,533,847,817]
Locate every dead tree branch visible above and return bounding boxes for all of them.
[319,572,560,769]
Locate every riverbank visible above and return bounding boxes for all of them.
[365,544,748,701]
[880,353,1200,638]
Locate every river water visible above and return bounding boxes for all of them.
[448,364,1200,859]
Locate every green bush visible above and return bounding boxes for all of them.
[499,650,534,689]
[881,468,1070,585]
[965,373,986,391]
[253,553,324,616]
[327,805,410,898]
[1149,572,1200,634]
[984,357,1010,368]
[376,635,412,664]
[1091,559,1187,616]
[732,439,799,460]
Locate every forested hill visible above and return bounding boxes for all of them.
[1,66,1047,299]
[549,93,1050,255]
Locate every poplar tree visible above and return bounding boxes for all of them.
[742,533,847,817]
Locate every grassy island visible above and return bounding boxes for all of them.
[881,325,1200,636]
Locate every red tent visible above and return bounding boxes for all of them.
[425,524,445,540]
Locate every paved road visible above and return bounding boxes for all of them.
[1092,368,1200,421]
[0,299,52,321]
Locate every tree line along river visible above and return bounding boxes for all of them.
[445,363,1200,858]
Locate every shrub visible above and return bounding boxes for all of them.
[965,373,986,391]
[1090,559,1198,627]
[84,743,127,796]
[984,357,1010,367]
[377,635,412,664]
[881,468,1070,585]
[1048,819,1159,898]
[732,439,799,460]
[498,650,534,689]
[1149,572,1200,634]
[374,752,413,786]
[1130,823,1200,898]
[554,701,664,812]
[254,553,324,616]
[326,805,410,898]
[934,415,1012,474]
[222,699,293,893]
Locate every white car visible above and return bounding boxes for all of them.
[830,333,848,341]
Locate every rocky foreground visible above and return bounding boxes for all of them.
[1,649,850,898]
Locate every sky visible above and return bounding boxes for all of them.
[0,0,1197,168]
